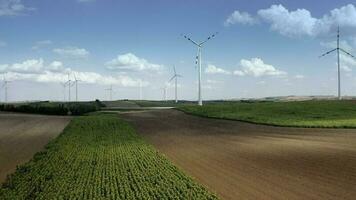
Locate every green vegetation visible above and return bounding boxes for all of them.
[134,100,194,107]
[0,100,103,116]
[179,100,356,128]
[0,114,217,199]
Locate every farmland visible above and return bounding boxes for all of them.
[0,113,217,199]
[179,100,356,128]
[0,112,71,183]
[122,109,356,200]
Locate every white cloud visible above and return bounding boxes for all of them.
[233,58,286,77]
[294,75,305,79]
[257,4,318,37]
[32,40,52,50]
[53,47,90,58]
[0,0,34,16]
[106,53,163,71]
[227,4,356,37]
[205,64,231,75]
[0,58,44,74]
[224,10,257,26]
[0,58,146,87]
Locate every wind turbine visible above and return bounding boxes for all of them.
[161,86,167,101]
[319,26,355,100]
[2,75,10,103]
[181,32,218,106]
[105,85,113,101]
[65,73,75,102]
[73,73,81,102]
[60,82,67,102]
[169,65,182,103]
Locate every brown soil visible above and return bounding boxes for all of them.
[121,109,356,200]
[0,112,71,183]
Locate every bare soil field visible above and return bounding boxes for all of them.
[121,109,356,200]
[0,112,71,183]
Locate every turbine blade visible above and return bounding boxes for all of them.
[173,65,176,75]
[319,48,337,58]
[181,34,199,46]
[340,48,356,58]
[200,32,219,45]
[169,75,176,82]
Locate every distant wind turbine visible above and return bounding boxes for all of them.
[181,32,218,106]
[60,82,67,102]
[105,85,113,101]
[169,65,182,103]
[73,73,81,102]
[319,26,355,100]
[161,86,167,101]
[65,73,75,102]
[2,74,10,103]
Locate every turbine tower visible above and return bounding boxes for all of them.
[161,86,167,101]
[60,82,67,102]
[105,85,113,101]
[73,73,81,102]
[2,75,10,103]
[65,73,75,102]
[169,65,182,103]
[319,26,355,100]
[182,32,218,106]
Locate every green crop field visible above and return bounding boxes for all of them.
[0,114,217,200]
[179,100,356,128]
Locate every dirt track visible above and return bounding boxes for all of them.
[0,112,71,183]
[121,109,356,200]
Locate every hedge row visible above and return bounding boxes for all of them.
[0,102,99,116]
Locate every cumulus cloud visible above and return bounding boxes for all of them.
[205,64,231,75]
[53,47,90,58]
[0,0,34,16]
[226,4,356,37]
[0,58,146,87]
[106,53,163,71]
[233,58,286,77]
[32,40,52,50]
[224,10,257,26]
[0,58,44,74]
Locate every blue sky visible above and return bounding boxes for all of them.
[1,0,356,101]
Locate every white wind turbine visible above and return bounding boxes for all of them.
[182,32,218,106]
[160,86,167,101]
[2,74,10,103]
[65,73,75,102]
[60,82,67,102]
[169,65,182,103]
[73,73,81,102]
[319,26,355,100]
[105,85,113,101]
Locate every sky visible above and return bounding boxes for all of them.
[1,0,356,102]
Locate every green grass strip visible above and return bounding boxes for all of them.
[178,100,356,128]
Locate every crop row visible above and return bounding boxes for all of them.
[0,113,218,199]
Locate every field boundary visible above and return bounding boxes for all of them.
[176,108,356,129]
